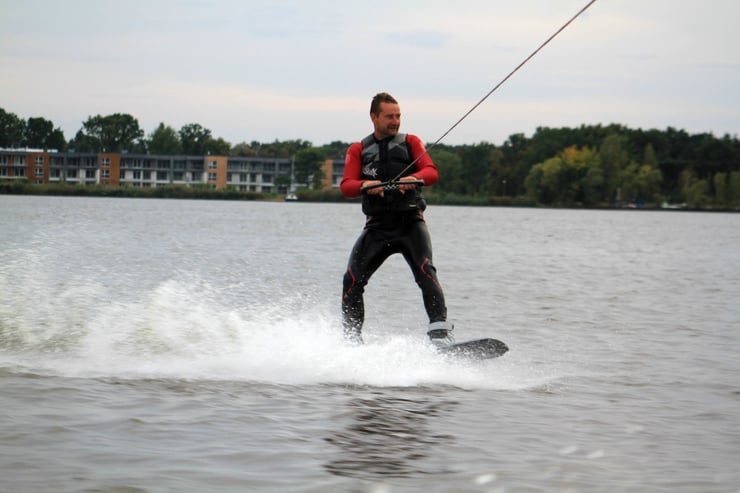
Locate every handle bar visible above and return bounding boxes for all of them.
[362,179,425,193]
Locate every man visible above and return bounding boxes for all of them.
[340,92,454,346]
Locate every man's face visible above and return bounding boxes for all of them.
[371,102,401,139]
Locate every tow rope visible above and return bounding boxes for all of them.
[391,0,598,182]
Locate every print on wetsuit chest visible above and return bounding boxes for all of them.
[359,133,426,215]
[360,133,412,182]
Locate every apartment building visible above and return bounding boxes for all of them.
[0,149,345,192]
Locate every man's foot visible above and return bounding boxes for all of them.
[427,321,454,348]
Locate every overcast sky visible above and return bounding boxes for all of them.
[2,0,738,146]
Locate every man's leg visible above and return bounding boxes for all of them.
[402,221,454,344]
[342,229,390,343]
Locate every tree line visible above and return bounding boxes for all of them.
[2,108,738,209]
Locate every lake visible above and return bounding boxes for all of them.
[1,195,738,492]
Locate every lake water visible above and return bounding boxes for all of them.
[1,195,738,493]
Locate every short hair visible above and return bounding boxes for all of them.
[370,92,398,115]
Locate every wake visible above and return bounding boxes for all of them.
[1,277,561,390]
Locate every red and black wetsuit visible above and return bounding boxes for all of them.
[340,133,447,337]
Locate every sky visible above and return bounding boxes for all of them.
[1,0,738,146]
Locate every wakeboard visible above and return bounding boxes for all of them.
[436,338,508,360]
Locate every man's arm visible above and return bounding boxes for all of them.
[340,142,365,198]
[406,134,439,186]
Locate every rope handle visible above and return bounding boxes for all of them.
[361,179,425,193]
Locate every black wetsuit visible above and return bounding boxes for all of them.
[341,134,447,335]
[342,212,447,334]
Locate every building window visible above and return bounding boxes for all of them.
[209,161,218,169]
[35,156,44,164]
[86,169,96,179]
[208,172,217,181]
[101,157,111,166]
[15,168,25,177]
[101,169,110,178]
[35,168,44,177]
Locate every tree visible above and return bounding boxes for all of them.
[730,172,740,208]
[259,139,312,158]
[25,117,66,150]
[179,123,211,155]
[293,147,325,188]
[621,162,662,204]
[485,148,507,195]
[525,146,600,205]
[561,145,601,205]
[71,113,144,152]
[713,172,728,207]
[582,164,605,205]
[148,123,182,155]
[458,142,496,195]
[428,149,463,194]
[598,134,630,203]
[525,157,563,205]
[231,141,259,156]
[643,142,658,168]
[319,140,351,159]
[685,178,710,209]
[0,108,26,147]
[205,137,231,156]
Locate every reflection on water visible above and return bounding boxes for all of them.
[325,390,458,479]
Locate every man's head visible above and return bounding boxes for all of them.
[370,92,401,139]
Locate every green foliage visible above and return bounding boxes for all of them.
[3,105,740,210]
[598,134,630,202]
[179,123,212,155]
[269,139,313,158]
[294,147,325,188]
[730,172,740,208]
[621,163,663,204]
[0,108,26,147]
[524,146,601,206]
[148,123,182,155]
[685,179,710,209]
[428,149,463,193]
[317,141,351,160]
[206,136,231,156]
[25,117,66,150]
[0,181,262,201]
[457,142,497,195]
[69,113,144,152]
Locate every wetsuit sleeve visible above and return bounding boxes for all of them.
[407,134,439,186]
[340,142,364,198]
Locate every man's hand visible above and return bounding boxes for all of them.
[361,176,423,196]
[397,175,422,194]
[361,180,384,197]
